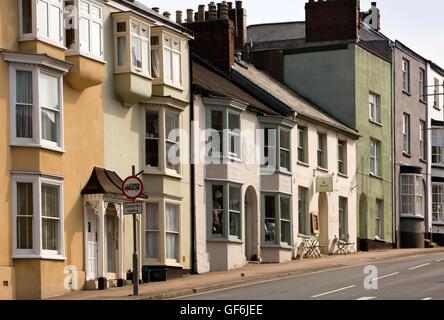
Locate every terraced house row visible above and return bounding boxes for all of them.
[0,0,442,299]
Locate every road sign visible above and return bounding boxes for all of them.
[122,176,144,200]
[124,202,143,215]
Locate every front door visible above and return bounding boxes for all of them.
[87,212,98,280]
[106,213,117,277]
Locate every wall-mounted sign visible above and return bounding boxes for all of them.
[123,202,143,215]
[316,176,333,193]
[122,176,144,200]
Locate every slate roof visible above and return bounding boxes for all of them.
[232,61,360,138]
[247,21,306,43]
[193,55,280,116]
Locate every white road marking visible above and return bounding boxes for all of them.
[422,297,432,300]
[311,285,356,298]
[408,263,431,270]
[356,297,376,300]
[375,272,399,280]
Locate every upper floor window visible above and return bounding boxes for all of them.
[338,140,347,175]
[317,133,327,169]
[403,113,411,155]
[12,173,64,259]
[369,92,381,124]
[434,78,440,109]
[420,120,427,161]
[113,13,151,78]
[262,127,291,172]
[207,108,241,160]
[66,0,104,60]
[370,139,381,176]
[419,69,426,102]
[144,107,181,175]
[279,130,290,171]
[432,184,444,224]
[297,127,307,164]
[432,127,444,165]
[19,0,64,47]
[400,174,423,217]
[402,59,410,92]
[151,31,183,88]
[2,51,71,152]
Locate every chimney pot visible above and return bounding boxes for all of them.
[152,7,160,13]
[163,11,171,19]
[198,5,206,21]
[176,10,183,24]
[186,9,194,23]
[227,2,233,10]
[220,1,229,20]
[209,2,217,20]
[235,1,242,9]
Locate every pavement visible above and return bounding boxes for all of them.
[50,247,444,300]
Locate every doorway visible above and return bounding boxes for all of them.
[105,205,118,278]
[87,211,98,280]
[244,186,258,261]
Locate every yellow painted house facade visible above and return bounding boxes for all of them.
[0,0,193,299]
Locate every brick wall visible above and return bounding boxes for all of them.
[305,0,360,42]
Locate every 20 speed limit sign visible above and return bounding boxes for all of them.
[122,176,144,200]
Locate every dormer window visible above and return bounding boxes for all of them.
[65,0,104,61]
[19,0,64,47]
[113,13,152,78]
[151,30,183,88]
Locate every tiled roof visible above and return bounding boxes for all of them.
[193,56,280,116]
[232,61,359,138]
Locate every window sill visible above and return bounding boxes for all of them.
[432,222,444,226]
[433,106,441,111]
[10,143,65,153]
[374,237,385,242]
[164,260,183,268]
[207,238,243,244]
[297,161,310,168]
[419,99,427,105]
[431,164,444,169]
[402,90,411,97]
[403,152,412,158]
[278,169,293,176]
[154,80,184,92]
[316,166,329,173]
[337,172,348,179]
[400,214,424,220]
[420,159,428,164]
[66,50,106,65]
[143,167,183,180]
[369,119,382,127]
[369,173,383,180]
[261,244,293,250]
[12,254,67,261]
[18,35,67,51]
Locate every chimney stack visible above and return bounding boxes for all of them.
[187,9,194,23]
[228,1,247,51]
[305,0,360,43]
[176,10,183,24]
[198,5,206,21]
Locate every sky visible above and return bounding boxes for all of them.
[139,0,444,67]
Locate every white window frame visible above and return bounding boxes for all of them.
[113,14,152,78]
[400,174,423,217]
[432,183,444,225]
[142,106,183,177]
[18,0,65,48]
[207,182,243,242]
[162,33,182,88]
[338,140,347,175]
[261,192,293,247]
[434,78,440,109]
[165,200,181,264]
[403,59,410,93]
[369,92,381,124]
[145,201,160,261]
[339,196,348,238]
[9,63,64,152]
[403,113,411,155]
[298,186,309,236]
[297,127,307,164]
[12,173,65,260]
[432,127,444,166]
[66,0,104,61]
[370,139,381,177]
[420,121,426,160]
[375,199,383,240]
[317,133,327,169]
[419,69,426,102]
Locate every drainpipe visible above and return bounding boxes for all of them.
[189,39,197,274]
[389,40,397,248]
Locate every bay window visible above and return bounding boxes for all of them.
[18,0,64,46]
[432,184,444,224]
[113,13,152,78]
[262,126,291,172]
[3,52,70,152]
[279,130,290,171]
[12,173,64,259]
[207,106,242,160]
[400,174,423,217]
[262,193,293,247]
[207,182,242,241]
[66,0,104,60]
[145,203,159,259]
[165,203,179,261]
[144,107,182,175]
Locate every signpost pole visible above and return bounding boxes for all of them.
[132,165,139,296]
